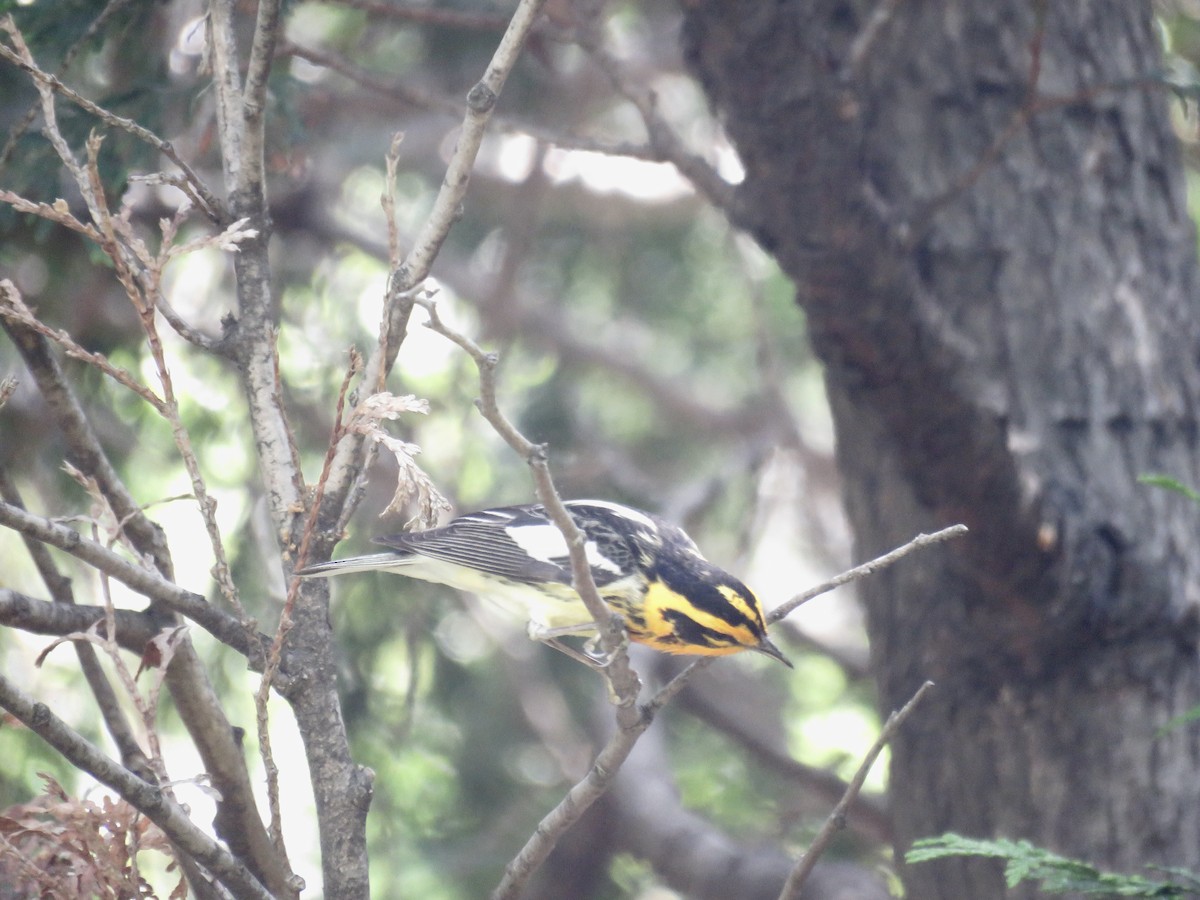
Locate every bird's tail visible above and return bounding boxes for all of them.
[295,552,408,578]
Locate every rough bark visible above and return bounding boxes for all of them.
[681,1,1200,896]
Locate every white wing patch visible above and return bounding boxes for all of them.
[584,540,624,575]
[505,521,625,576]
[506,522,568,563]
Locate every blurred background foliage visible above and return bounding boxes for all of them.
[3,1,1198,896]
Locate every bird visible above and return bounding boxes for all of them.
[297,499,791,668]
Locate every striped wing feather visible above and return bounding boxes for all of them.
[375,510,567,584]
[372,501,658,588]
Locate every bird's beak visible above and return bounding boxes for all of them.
[756,637,793,668]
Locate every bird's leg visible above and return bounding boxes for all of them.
[526,621,624,669]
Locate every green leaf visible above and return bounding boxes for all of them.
[1155,706,1200,738]
[907,834,1200,897]
[1138,474,1200,504]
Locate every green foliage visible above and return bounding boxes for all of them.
[908,834,1200,897]
[0,1,834,896]
[1139,474,1200,504]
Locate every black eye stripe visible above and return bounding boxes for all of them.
[661,608,740,649]
[651,558,763,636]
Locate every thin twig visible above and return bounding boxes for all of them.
[572,19,735,212]
[0,189,104,241]
[368,0,550,385]
[770,524,968,623]
[240,0,283,201]
[840,0,905,80]
[679,684,892,844]
[0,281,165,410]
[0,499,267,666]
[0,17,222,221]
[0,465,151,777]
[0,672,273,900]
[0,0,140,171]
[383,133,405,271]
[491,523,964,897]
[777,681,936,900]
[417,296,642,705]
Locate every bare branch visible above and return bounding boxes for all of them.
[0,589,158,654]
[678,679,891,844]
[0,17,222,221]
[367,0,550,384]
[0,464,152,778]
[0,499,266,665]
[770,525,968,624]
[417,297,640,701]
[0,189,104,240]
[571,19,735,211]
[280,39,666,163]
[0,280,166,411]
[0,672,273,900]
[778,681,936,899]
[383,132,406,270]
[241,0,283,201]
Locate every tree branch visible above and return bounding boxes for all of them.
[0,16,222,221]
[0,672,273,900]
[322,0,551,520]
[769,525,968,624]
[0,499,266,667]
[0,465,153,778]
[0,274,292,894]
[677,678,891,845]
[0,589,158,654]
[778,681,936,899]
[610,721,892,900]
[570,14,735,212]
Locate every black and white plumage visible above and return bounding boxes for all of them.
[298,499,789,665]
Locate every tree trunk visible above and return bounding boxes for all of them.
[681,1,1200,896]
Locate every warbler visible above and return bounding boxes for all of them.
[298,499,790,667]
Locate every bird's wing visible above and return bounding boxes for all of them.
[374,506,571,585]
[374,502,651,588]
